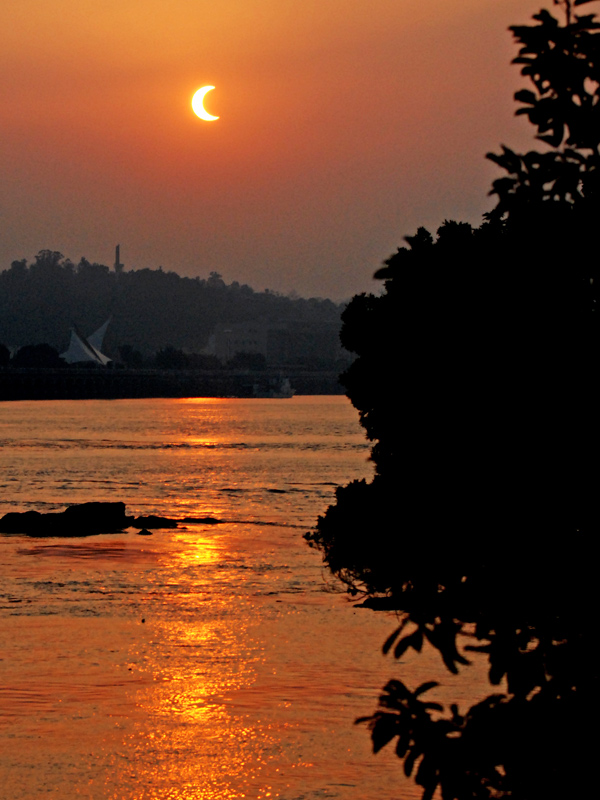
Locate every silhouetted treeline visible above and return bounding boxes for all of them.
[0,252,345,367]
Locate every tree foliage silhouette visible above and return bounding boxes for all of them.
[488,0,600,215]
[12,343,65,369]
[306,3,600,798]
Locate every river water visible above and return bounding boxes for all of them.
[0,397,488,799]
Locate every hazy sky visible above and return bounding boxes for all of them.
[1,1,552,300]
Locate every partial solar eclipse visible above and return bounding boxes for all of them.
[192,86,219,121]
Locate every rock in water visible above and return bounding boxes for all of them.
[62,502,129,533]
[0,502,130,536]
[0,510,45,534]
[132,515,179,529]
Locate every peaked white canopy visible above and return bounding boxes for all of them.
[61,320,111,365]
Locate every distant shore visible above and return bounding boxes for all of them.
[0,366,343,401]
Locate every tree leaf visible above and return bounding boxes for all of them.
[414,681,440,697]
[382,619,409,655]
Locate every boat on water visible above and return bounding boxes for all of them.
[252,377,295,398]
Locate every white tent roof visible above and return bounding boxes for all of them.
[60,320,111,365]
[87,318,110,352]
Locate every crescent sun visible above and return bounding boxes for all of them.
[192,86,219,121]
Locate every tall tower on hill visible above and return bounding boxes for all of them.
[114,245,124,275]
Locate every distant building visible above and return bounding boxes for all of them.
[208,319,345,366]
[60,320,111,366]
[209,322,268,362]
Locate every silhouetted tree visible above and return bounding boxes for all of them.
[306,3,599,798]
[12,344,64,368]
[488,0,600,216]
[31,250,68,272]
[118,344,144,368]
[153,346,190,369]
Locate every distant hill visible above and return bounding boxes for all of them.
[1,250,349,368]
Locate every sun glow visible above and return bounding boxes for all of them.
[192,86,219,121]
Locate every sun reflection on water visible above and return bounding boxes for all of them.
[114,607,286,799]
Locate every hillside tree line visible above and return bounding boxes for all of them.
[0,254,344,367]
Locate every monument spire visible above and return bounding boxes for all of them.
[114,244,124,274]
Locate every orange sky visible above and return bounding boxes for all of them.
[0,1,555,299]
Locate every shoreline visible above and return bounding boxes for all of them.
[0,366,344,400]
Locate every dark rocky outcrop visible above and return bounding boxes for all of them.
[0,502,129,536]
[0,510,46,534]
[0,503,223,536]
[130,515,220,528]
[131,515,179,529]
[62,502,130,531]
